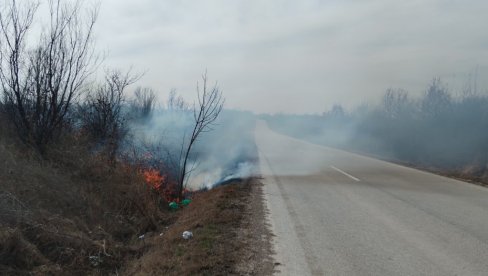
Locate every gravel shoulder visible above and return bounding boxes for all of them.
[234,178,275,275]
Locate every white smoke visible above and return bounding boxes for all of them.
[187,161,257,190]
[126,108,258,191]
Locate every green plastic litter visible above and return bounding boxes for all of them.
[180,199,191,206]
[169,202,179,210]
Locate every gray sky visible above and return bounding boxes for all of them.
[94,0,488,114]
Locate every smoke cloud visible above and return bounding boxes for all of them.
[264,77,488,179]
[127,108,258,190]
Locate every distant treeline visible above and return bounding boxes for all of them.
[265,78,488,179]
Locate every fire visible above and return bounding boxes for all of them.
[130,151,191,203]
[140,167,185,202]
[143,169,165,190]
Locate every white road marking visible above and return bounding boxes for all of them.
[331,166,361,182]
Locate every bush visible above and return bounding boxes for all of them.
[131,87,156,120]
[79,70,138,161]
[0,0,100,153]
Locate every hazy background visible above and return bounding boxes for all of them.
[22,0,488,186]
[95,0,488,114]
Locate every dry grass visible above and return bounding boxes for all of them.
[123,179,251,275]
[0,116,171,274]
[0,115,265,275]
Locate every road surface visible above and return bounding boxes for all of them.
[255,120,488,276]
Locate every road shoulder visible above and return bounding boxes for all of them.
[234,178,276,275]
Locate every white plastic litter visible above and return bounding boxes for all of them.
[182,231,193,240]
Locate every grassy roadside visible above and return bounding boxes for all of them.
[0,127,274,275]
[124,178,274,275]
[0,105,274,275]
[123,181,248,275]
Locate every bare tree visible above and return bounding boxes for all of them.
[81,69,139,161]
[167,89,189,111]
[176,72,224,200]
[421,78,452,118]
[131,86,156,119]
[382,88,410,119]
[0,0,100,152]
[328,104,345,119]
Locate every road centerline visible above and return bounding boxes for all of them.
[331,166,361,182]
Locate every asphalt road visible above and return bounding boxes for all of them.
[255,120,488,276]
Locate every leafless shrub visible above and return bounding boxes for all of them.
[167,89,189,110]
[382,88,411,119]
[327,104,346,119]
[131,86,156,119]
[0,0,100,153]
[421,77,452,118]
[80,69,139,161]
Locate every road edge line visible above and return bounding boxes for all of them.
[331,166,361,182]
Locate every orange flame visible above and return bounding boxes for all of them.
[143,169,165,190]
[140,167,185,202]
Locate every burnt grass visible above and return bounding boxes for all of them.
[0,121,269,275]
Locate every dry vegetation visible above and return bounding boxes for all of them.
[0,113,269,275]
[123,178,273,275]
[0,1,270,274]
[266,77,488,186]
[0,114,165,274]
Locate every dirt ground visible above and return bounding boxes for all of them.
[0,173,275,275]
[234,178,276,275]
[123,178,275,275]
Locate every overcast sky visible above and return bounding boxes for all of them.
[93,0,488,114]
